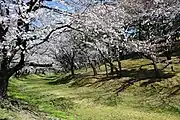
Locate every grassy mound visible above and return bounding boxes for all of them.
[1,58,180,120]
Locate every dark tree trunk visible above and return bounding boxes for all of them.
[98,64,101,70]
[143,54,160,78]
[90,63,97,76]
[70,62,75,77]
[70,51,75,77]
[35,69,39,74]
[70,66,74,77]
[0,66,23,98]
[109,60,119,75]
[104,62,108,77]
[0,51,25,98]
[117,59,122,77]
[85,64,88,72]
[97,47,118,74]
[87,57,97,76]
[165,51,174,72]
[0,52,9,98]
[0,76,9,99]
[109,59,114,74]
[97,61,101,70]
[110,65,114,74]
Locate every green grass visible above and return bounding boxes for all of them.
[1,58,180,120]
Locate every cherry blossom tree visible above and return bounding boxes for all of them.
[1,0,179,98]
[73,0,180,78]
[0,0,73,98]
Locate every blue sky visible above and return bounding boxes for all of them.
[44,1,67,10]
[30,0,73,28]
[43,0,74,12]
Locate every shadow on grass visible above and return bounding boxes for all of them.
[70,68,175,92]
[115,68,175,93]
[48,75,74,85]
[47,67,175,95]
[121,68,175,79]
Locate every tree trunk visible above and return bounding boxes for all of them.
[110,60,114,74]
[70,51,75,77]
[143,54,160,78]
[0,52,24,99]
[0,76,9,99]
[70,62,75,77]
[90,63,97,76]
[97,47,118,74]
[97,61,101,70]
[165,51,174,72]
[104,62,108,77]
[87,57,97,76]
[117,59,122,77]
[85,64,88,72]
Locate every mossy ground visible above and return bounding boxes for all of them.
[1,58,180,120]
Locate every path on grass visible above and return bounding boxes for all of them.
[8,74,180,120]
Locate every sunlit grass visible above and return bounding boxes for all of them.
[1,58,180,119]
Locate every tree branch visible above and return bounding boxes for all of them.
[27,24,72,50]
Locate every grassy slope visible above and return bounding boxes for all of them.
[1,58,180,120]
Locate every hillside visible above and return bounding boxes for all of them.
[1,58,180,120]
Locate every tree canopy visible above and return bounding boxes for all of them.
[0,0,180,98]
